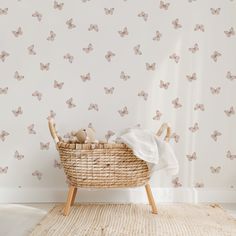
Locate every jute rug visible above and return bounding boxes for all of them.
[30,203,236,236]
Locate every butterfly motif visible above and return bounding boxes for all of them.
[210,87,221,95]
[12,106,23,117]
[120,71,130,81]
[32,91,42,101]
[105,130,115,141]
[189,43,199,53]
[0,166,8,174]
[0,51,10,62]
[194,103,205,111]
[170,133,180,143]
[118,27,128,37]
[0,87,8,95]
[12,27,23,37]
[54,80,64,89]
[104,87,114,94]
[153,31,162,41]
[189,123,199,132]
[40,142,50,150]
[27,45,36,55]
[54,1,64,10]
[210,8,221,15]
[63,53,74,63]
[146,63,156,71]
[169,53,180,63]
[88,24,99,32]
[14,151,24,160]
[211,51,221,62]
[88,122,94,129]
[133,45,142,55]
[14,71,24,81]
[138,11,148,21]
[105,51,115,62]
[224,106,235,117]
[118,106,128,117]
[194,24,205,32]
[66,97,76,108]
[152,110,162,120]
[66,18,76,29]
[186,73,197,82]
[27,124,36,134]
[160,1,170,10]
[138,91,148,101]
[32,11,42,22]
[47,31,56,41]
[0,130,9,141]
[81,73,91,82]
[40,63,50,71]
[47,110,56,120]
[54,160,62,169]
[160,80,170,89]
[0,8,8,15]
[104,8,114,15]
[210,166,221,174]
[172,18,182,29]
[226,71,236,81]
[224,27,235,37]
[186,152,197,161]
[172,177,182,188]
[32,170,42,180]
[83,43,93,53]
[88,103,99,111]
[211,130,222,141]
[226,151,236,160]
[172,98,182,109]
[195,182,204,188]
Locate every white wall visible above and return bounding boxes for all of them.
[0,0,236,203]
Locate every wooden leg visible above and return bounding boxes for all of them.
[63,186,75,216]
[145,184,158,214]
[71,188,77,206]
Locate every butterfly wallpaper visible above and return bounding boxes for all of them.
[0,0,236,198]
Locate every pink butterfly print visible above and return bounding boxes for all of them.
[0,51,10,62]
[210,8,221,15]
[105,130,115,141]
[172,177,182,188]
[27,124,36,134]
[134,45,142,55]
[194,24,205,32]
[170,133,180,143]
[88,103,99,111]
[27,45,36,55]
[14,151,24,160]
[224,27,235,37]
[0,130,9,141]
[66,97,76,108]
[211,51,221,62]
[12,27,23,37]
[54,160,62,169]
[66,18,76,29]
[105,51,115,62]
[226,151,236,160]
[120,71,130,81]
[186,152,197,161]
[224,106,235,117]
[83,43,93,53]
[226,71,236,81]
[54,80,64,89]
[80,73,91,82]
[40,63,50,71]
[88,24,99,32]
[47,31,56,41]
[0,166,8,174]
[188,43,199,53]
[186,73,197,82]
[160,1,170,10]
[169,53,180,63]
[32,91,42,101]
[0,8,8,15]
[210,86,221,95]
[118,106,128,117]
[54,1,64,10]
[172,18,182,29]
[40,142,50,150]
[32,11,42,22]
[189,122,199,132]
[47,110,56,120]
[146,63,156,71]
[195,182,204,188]
[104,8,114,15]
[172,98,182,109]
[138,90,148,101]
[194,103,205,111]
[153,30,162,41]
[118,27,128,37]
[210,166,221,174]
[152,110,162,120]
[137,11,148,21]
[14,71,24,81]
[12,106,23,117]
[211,130,222,141]
[32,170,42,180]
[0,87,8,95]
[159,80,170,89]
[63,53,74,63]
[104,87,114,94]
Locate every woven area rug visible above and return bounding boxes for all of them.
[30,203,236,236]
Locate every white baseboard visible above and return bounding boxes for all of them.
[0,187,235,203]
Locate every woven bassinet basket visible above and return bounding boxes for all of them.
[48,120,171,189]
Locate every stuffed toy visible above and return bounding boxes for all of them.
[71,127,98,144]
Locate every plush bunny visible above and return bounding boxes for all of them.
[71,127,98,144]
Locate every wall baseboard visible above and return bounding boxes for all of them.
[0,187,235,203]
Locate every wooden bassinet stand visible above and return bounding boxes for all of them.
[48,120,171,216]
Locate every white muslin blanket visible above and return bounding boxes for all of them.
[115,128,179,176]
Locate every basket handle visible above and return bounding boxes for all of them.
[156,123,171,142]
[48,119,60,144]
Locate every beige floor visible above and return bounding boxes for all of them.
[0,203,235,236]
